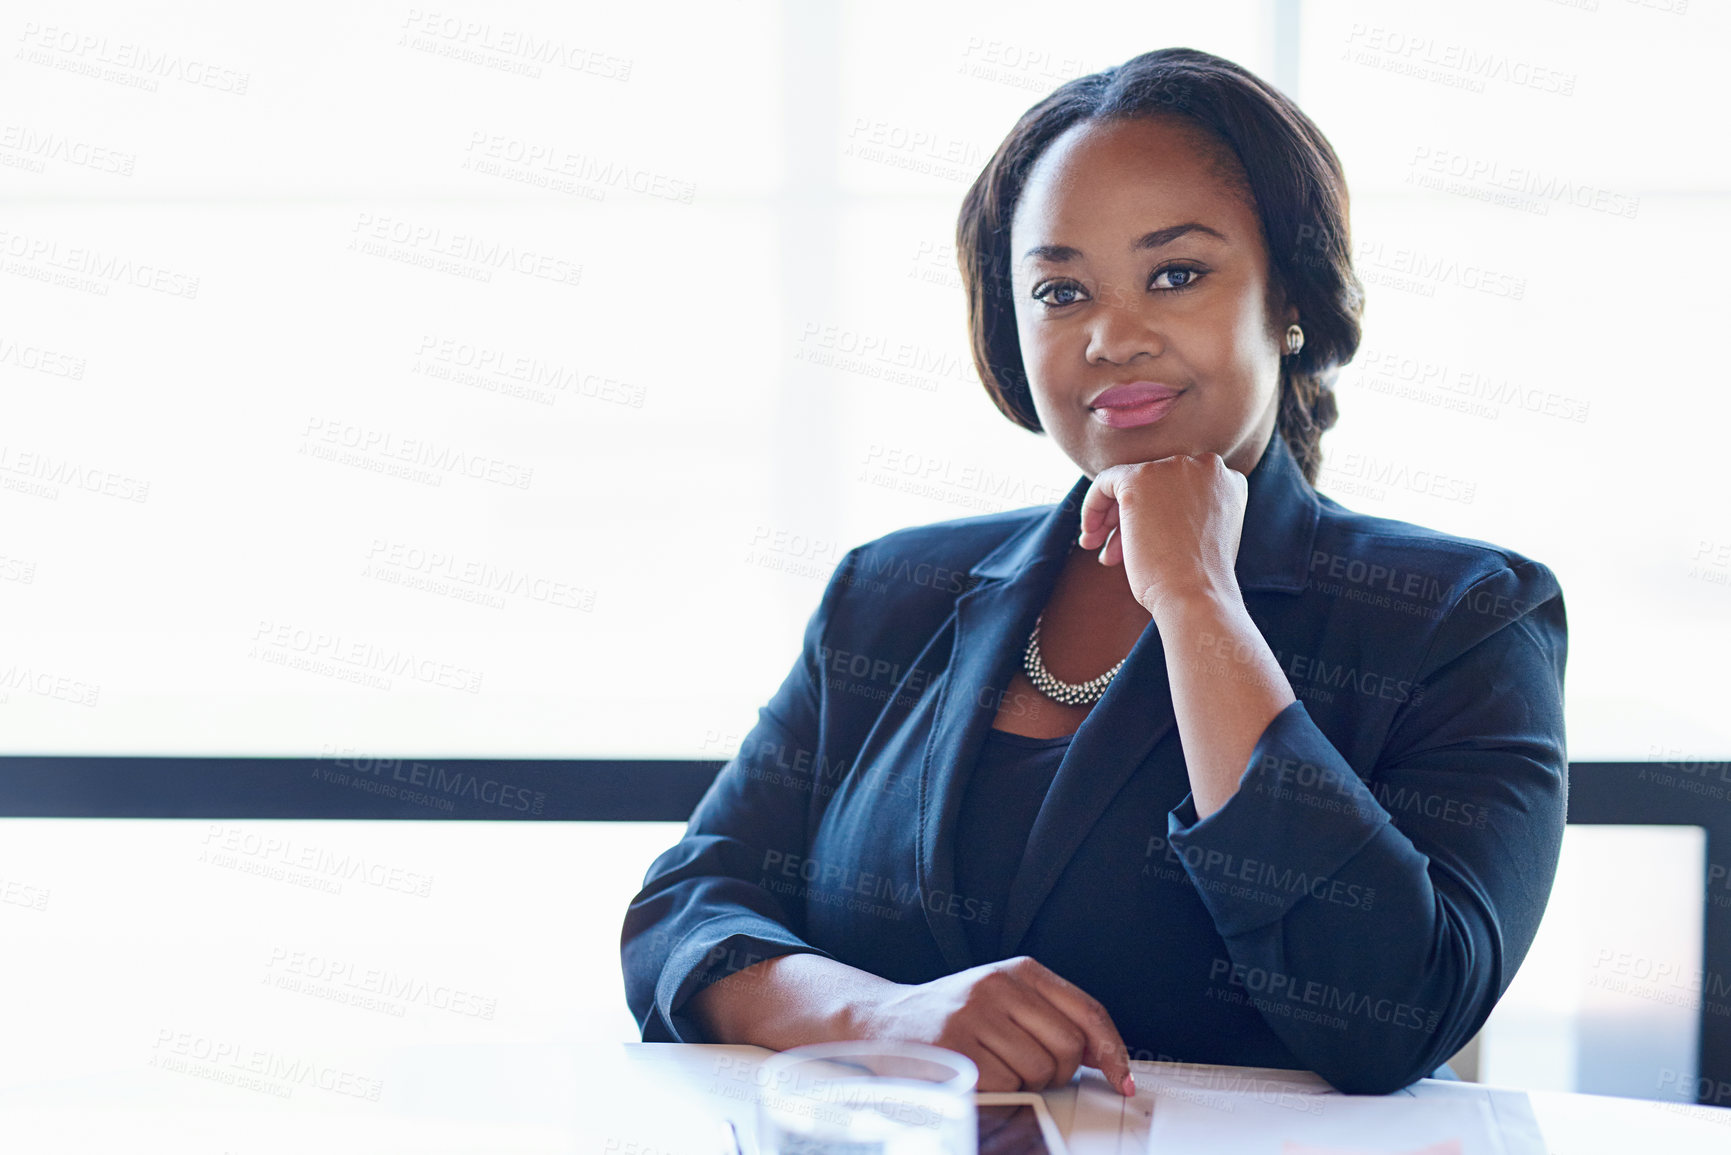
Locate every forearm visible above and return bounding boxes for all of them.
[1204,814,1498,1092]
[1160,676,1563,1092]
[1164,723,1478,1091]
[687,952,898,1050]
[1155,587,1295,819]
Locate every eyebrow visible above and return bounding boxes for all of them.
[1020,222,1228,264]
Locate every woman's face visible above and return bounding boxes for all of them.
[1007,115,1296,479]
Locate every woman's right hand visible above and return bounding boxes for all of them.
[848,955,1136,1096]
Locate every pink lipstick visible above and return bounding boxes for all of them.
[1089,382,1182,429]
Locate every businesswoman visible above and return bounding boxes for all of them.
[621,47,1568,1098]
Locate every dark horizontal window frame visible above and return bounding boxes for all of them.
[0,755,723,822]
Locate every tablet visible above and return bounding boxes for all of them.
[973,1093,1070,1155]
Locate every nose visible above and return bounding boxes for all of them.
[1084,282,1164,366]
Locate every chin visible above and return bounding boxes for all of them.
[1105,427,1208,463]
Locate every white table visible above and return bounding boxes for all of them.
[0,1041,1727,1152]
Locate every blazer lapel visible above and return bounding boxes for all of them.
[998,619,1174,958]
[916,430,1323,967]
[915,485,1081,972]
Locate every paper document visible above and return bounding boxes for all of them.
[1066,1063,1546,1155]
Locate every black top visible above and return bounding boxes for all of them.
[953,726,1074,964]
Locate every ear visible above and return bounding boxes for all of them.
[1276,282,1299,327]
[1265,274,1299,330]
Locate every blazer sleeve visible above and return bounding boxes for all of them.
[618,549,861,1042]
[1163,558,1569,1094]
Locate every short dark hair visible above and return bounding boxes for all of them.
[955,47,1364,486]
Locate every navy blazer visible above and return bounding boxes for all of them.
[620,429,1568,1095]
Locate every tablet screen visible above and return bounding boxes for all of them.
[976,1102,1054,1155]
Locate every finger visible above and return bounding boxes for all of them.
[1080,498,1120,551]
[968,1038,1024,1094]
[1097,526,1121,569]
[975,1014,1064,1092]
[1077,469,1125,548]
[1000,989,1090,1089]
[998,960,1120,1092]
[1024,965,1135,1096]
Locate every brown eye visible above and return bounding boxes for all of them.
[1153,264,1207,291]
[1032,281,1086,309]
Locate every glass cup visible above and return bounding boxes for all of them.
[754,1041,979,1155]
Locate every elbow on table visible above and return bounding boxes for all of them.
[1294,995,1480,1094]
[623,966,662,1042]
[621,928,678,1044]
[1314,1059,1430,1097]
[1293,944,1496,1094]
[624,964,705,1045]
[638,1007,694,1044]
[1305,1028,1464,1096]
[621,926,728,1046]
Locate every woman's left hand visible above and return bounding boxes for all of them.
[1077,452,1250,620]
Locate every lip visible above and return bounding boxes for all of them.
[1090,381,1182,408]
[1089,381,1183,429]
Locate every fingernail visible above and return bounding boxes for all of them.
[1120,1073,1136,1096]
